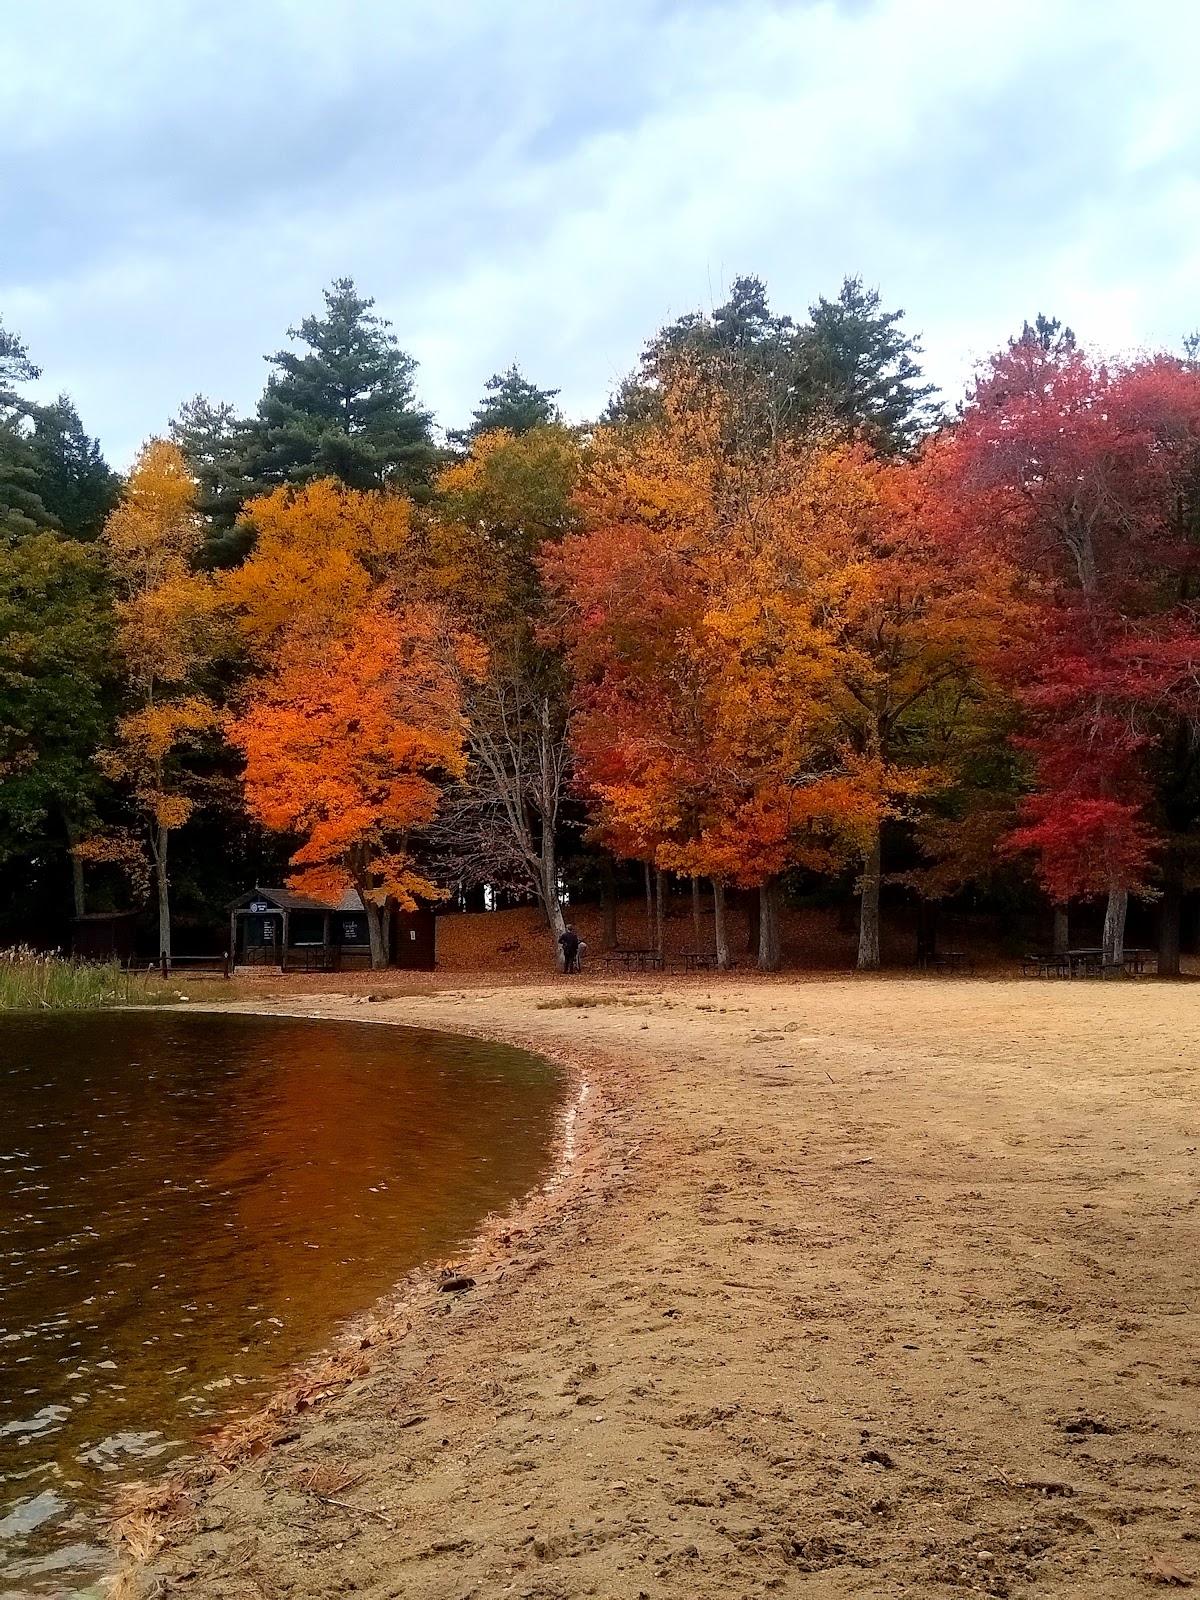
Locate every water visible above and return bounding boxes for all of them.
[0,1010,563,1596]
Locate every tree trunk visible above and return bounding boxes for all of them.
[691,877,702,944]
[1158,864,1183,978]
[643,862,653,946]
[746,886,760,955]
[154,825,171,968]
[365,899,390,969]
[62,812,85,920]
[601,857,618,950]
[857,824,882,972]
[540,825,567,965]
[1102,883,1128,973]
[1052,904,1069,957]
[758,879,781,971]
[654,869,665,956]
[712,880,729,970]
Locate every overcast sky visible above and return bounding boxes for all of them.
[5,0,1200,467]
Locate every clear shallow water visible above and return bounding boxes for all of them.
[0,1010,563,1597]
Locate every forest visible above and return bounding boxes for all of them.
[3,274,1200,972]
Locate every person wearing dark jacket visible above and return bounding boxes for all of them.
[558,924,581,974]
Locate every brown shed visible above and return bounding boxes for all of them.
[228,888,436,971]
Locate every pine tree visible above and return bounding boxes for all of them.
[169,395,250,566]
[236,279,436,497]
[0,320,56,541]
[29,396,119,542]
[793,276,940,453]
[451,364,560,444]
[609,274,938,455]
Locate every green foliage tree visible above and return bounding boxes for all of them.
[29,396,120,542]
[793,276,940,452]
[0,531,115,914]
[169,394,250,566]
[451,364,561,445]
[609,273,938,455]
[0,321,57,541]
[236,278,436,498]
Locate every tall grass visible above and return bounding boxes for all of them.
[0,948,172,1011]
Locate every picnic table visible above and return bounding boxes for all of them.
[668,951,720,973]
[597,948,720,974]
[917,949,974,974]
[598,947,664,973]
[1022,947,1153,978]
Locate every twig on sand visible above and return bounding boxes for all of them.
[314,1494,396,1529]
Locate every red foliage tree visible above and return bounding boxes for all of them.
[943,333,1200,964]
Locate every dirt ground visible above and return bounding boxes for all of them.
[134,975,1200,1599]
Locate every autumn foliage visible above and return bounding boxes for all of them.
[228,599,477,953]
[222,478,479,962]
[940,333,1200,957]
[547,369,1012,967]
[61,288,1200,975]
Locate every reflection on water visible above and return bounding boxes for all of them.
[0,1011,562,1596]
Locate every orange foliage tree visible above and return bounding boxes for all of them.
[222,478,477,964]
[550,372,1012,969]
[227,600,477,964]
[89,440,218,963]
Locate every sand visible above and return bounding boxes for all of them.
[132,975,1200,1598]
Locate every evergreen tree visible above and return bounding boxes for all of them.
[1016,313,1077,354]
[0,320,56,541]
[451,364,561,444]
[609,274,938,455]
[29,396,119,541]
[236,278,436,497]
[170,395,251,566]
[607,275,796,430]
[793,276,940,453]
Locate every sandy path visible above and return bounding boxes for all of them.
[138,977,1200,1598]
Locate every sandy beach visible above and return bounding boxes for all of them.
[128,975,1200,1598]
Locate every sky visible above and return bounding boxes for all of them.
[5,0,1200,467]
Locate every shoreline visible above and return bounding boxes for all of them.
[118,976,1200,1599]
[108,995,614,1589]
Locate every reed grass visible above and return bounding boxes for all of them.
[0,947,174,1011]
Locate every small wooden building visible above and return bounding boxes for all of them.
[228,887,436,972]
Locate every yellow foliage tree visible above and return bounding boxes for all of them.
[92,439,218,963]
[220,477,413,662]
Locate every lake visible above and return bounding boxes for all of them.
[0,1010,564,1597]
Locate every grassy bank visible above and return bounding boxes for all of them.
[0,948,172,1010]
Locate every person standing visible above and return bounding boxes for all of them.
[558,924,580,974]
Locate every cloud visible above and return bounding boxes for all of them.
[4,0,1199,465]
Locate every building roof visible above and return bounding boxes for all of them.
[228,886,365,914]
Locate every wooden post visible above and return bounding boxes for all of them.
[281,909,289,971]
[229,911,238,969]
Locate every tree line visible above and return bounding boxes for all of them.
[3,278,1199,971]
